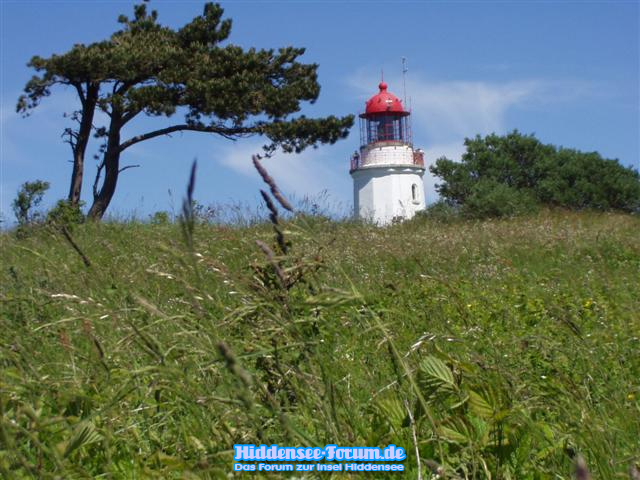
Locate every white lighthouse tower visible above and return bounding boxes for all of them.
[350,81,426,224]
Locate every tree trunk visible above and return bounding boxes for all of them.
[68,84,98,207]
[87,113,122,220]
[87,149,121,220]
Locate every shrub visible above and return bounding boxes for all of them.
[149,211,171,225]
[46,200,85,228]
[535,149,640,211]
[463,180,539,218]
[431,131,640,217]
[12,180,50,225]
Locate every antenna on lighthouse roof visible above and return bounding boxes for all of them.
[402,57,408,108]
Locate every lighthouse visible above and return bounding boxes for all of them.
[350,81,426,224]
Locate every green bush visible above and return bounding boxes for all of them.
[149,210,171,225]
[431,131,640,217]
[46,200,85,228]
[463,180,539,218]
[535,149,640,211]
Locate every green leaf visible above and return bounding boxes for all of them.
[418,355,456,400]
[374,397,407,430]
[62,420,101,458]
[468,389,494,419]
[438,422,471,444]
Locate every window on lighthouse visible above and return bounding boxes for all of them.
[412,184,419,203]
[367,116,404,143]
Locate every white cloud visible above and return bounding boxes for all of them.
[214,139,351,206]
[410,79,539,141]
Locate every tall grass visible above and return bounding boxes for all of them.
[1,165,639,478]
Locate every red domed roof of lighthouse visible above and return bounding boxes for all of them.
[362,81,409,117]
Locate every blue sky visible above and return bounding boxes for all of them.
[1,0,638,223]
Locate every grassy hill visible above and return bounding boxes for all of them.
[1,210,639,478]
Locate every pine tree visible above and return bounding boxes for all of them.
[18,2,353,219]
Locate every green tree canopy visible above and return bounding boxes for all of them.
[18,2,354,219]
[430,131,640,217]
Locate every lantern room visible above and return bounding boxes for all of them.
[359,81,412,147]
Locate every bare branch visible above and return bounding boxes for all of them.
[62,128,78,149]
[118,164,140,174]
[118,124,258,152]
